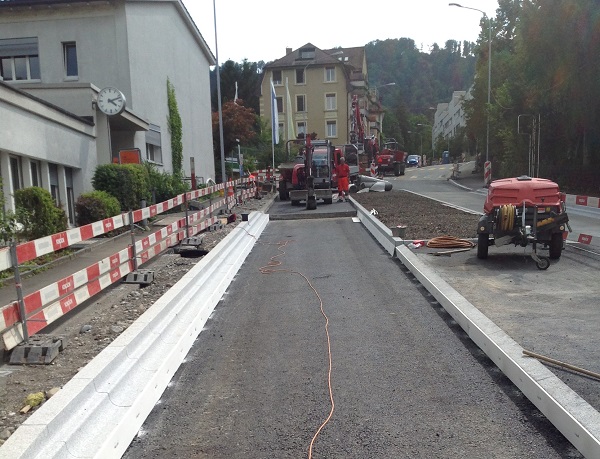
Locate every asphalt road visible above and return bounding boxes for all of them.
[124,218,579,458]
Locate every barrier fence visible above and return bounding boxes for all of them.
[0,177,260,351]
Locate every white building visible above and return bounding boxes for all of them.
[0,0,215,223]
[432,89,471,147]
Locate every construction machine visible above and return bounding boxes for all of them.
[376,138,407,177]
[278,138,334,209]
[477,176,570,269]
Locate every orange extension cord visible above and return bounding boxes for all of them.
[259,240,335,459]
[426,235,475,249]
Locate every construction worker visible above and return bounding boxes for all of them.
[335,156,350,202]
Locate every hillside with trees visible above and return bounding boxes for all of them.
[210,0,600,194]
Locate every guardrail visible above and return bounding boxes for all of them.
[0,178,259,351]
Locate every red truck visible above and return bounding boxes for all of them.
[375,138,407,177]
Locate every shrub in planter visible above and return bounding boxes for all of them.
[145,163,189,203]
[75,190,121,227]
[92,164,150,210]
[14,187,68,241]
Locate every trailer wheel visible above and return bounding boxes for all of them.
[323,198,333,205]
[536,256,550,270]
[549,233,563,259]
[477,233,489,259]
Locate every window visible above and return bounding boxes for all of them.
[272,70,282,85]
[0,37,41,81]
[326,120,337,138]
[325,93,336,111]
[276,96,283,113]
[9,156,22,191]
[296,68,305,84]
[65,167,75,225]
[49,163,60,205]
[63,42,78,78]
[299,47,316,59]
[325,66,336,82]
[30,160,41,187]
[297,121,306,136]
[145,124,163,164]
[296,94,305,112]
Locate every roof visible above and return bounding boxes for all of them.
[0,80,94,126]
[0,0,216,64]
[264,43,364,71]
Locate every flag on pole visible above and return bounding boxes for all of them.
[285,77,296,141]
[234,81,238,105]
[270,78,280,145]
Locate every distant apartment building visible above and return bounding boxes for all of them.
[259,43,385,148]
[432,90,471,147]
[0,0,215,223]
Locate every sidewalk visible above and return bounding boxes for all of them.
[0,214,185,310]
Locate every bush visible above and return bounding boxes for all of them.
[14,187,68,241]
[92,164,151,210]
[144,163,189,203]
[75,191,121,226]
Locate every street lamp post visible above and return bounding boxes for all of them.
[449,2,491,167]
[416,123,432,157]
[213,0,227,183]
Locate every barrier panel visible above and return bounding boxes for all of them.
[0,177,259,351]
[484,161,492,186]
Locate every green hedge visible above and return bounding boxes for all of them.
[75,190,121,226]
[145,163,189,203]
[92,164,151,210]
[14,187,67,241]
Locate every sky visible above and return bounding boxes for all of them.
[183,0,499,65]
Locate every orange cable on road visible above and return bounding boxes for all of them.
[426,235,475,249]
[258,240,335,459]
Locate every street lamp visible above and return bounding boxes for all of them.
[213,0,226,183]
[416,123,432,159]
[449,2,491,166]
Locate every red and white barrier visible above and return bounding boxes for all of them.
[566,194,600,209]
[0,179,259,350]
[1,248,133,350]
[484,161,492,186]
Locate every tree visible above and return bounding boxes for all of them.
[212,100,258,178]
[167,79,183,177]
[210,59,263,114]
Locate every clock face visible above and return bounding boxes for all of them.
[97,87,126,116]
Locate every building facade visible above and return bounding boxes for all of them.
[260,43,383,150]
[0,0,215,222]
[432,90,470,148]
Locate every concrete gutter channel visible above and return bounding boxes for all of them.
[2,196,600,458]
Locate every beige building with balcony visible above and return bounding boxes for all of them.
[260,43,384,150]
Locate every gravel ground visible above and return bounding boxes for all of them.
[0,190,480,447]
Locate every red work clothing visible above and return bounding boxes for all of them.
[335,163,351,193]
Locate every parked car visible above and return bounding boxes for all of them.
[406,155,420,167]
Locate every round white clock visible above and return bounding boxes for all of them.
[97,87,126,116]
